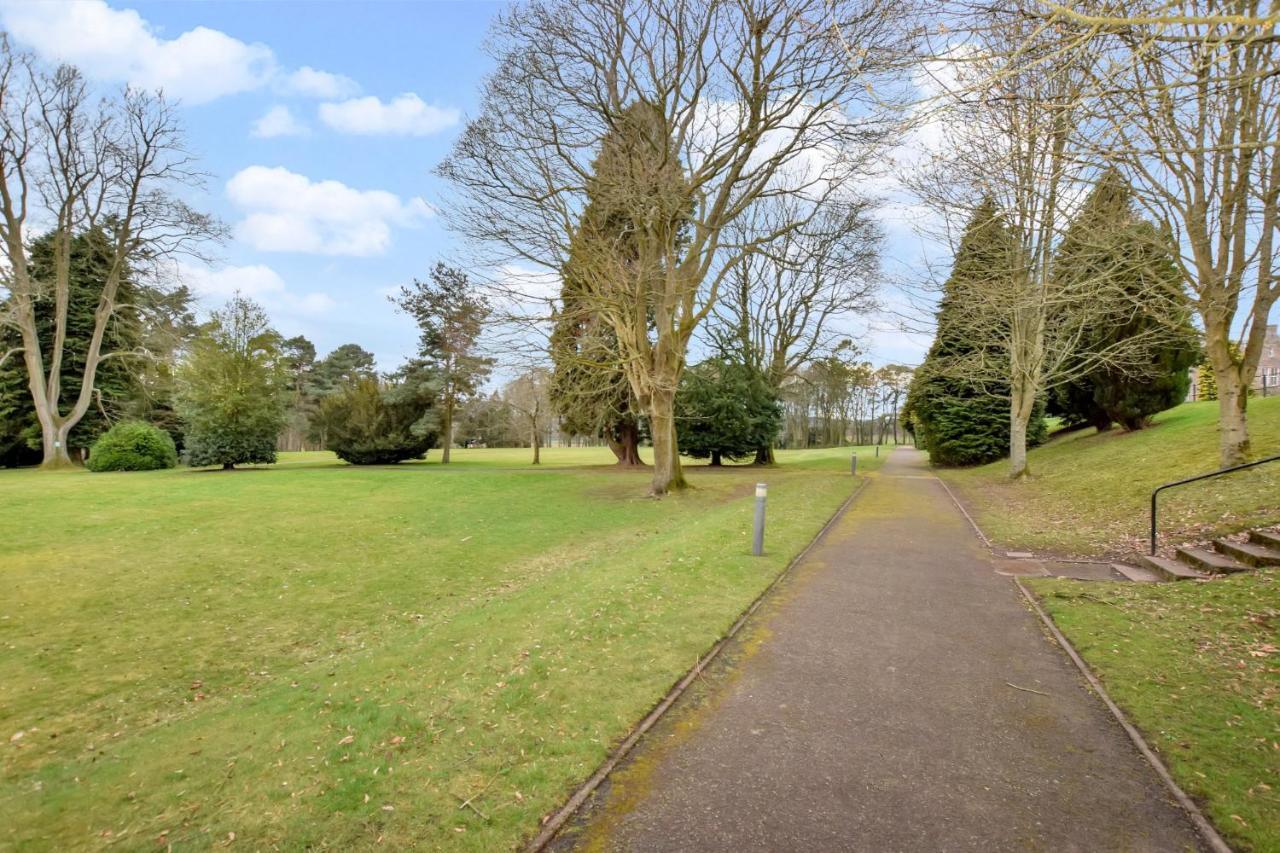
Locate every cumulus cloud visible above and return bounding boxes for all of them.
[227,165,433,256]
[319,93,460,136]
[180,262,337,315]
[279,66,359,99]
[0,0,355,106]
[251,105,308,138]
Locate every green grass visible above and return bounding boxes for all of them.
[940,397,1280,556]
[0,445,880,850]
[1026,572,1280,852]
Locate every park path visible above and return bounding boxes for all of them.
[562,448,1203,852]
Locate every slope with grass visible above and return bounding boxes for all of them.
[941,397,1280,557]
[1026,572,1279,852]
[0,446,878,850]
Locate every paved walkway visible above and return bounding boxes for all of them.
[564,449,1202,852]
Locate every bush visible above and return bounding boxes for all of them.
[85,421,178,472]
[676,358,781,465]
[319,377,438,465]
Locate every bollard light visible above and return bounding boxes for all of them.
[850,454,857,476]
[752,482,767,556]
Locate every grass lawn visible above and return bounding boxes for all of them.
[941,396,1280,556]
[1026,572,1279,852]
[0,445,879,850]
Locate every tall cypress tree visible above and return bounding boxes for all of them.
[906,199,1046,466]
[1048,172,1200,430]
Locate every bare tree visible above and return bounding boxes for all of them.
[1079,1,1280,466]
[503,367,552,465]
[437,0,910,494]
[0,41,219,467]
[709,194,881,461]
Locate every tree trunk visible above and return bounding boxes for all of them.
[648,386,686,495]
[608,421,644,466]
[531,419,541,465]
[1216,371,1250,467]
[753,444,775,465]
[710,450,722,466]
[39,418,74,469]
[222,462,235,471]
[440,399,453,464]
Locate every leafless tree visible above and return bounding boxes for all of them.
[0,40,219,467]
[709,193,881,460]
[437,0,912,494]
[503,367,553,465]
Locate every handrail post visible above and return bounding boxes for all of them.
[1150,489,1159,555]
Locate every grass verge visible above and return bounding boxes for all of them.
[0,446,878,850]
[1026,572,1279,852]
[940,397,1280,556]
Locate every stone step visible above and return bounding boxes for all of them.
[1175,546,1250,574]
[1111,562,1162,583]
[1215,539,1280,568]
[1135,554,1207,582]
[1248,529,1280,549]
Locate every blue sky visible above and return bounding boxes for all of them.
[0,0,933,373]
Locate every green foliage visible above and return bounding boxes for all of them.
[1048,173,1200,431]
[177,297,287,469]
[85,420,178,472]
[676,358,782,464]
[0,227,150,463]
[907,199,1047,466]
[318,377,439,465]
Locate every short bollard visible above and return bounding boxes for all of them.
[850,454,857,476]
[875,444,879,457]
[752,482,767,556]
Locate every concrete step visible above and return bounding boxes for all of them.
[1215,539,1280,568]
[1248,529,1280,549]
[1175,546,1250,574]
[1135,554,1207,581]
[1111,562,1162,583]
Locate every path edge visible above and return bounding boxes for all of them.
[1014,578,1233,853]
[523,474,873,852]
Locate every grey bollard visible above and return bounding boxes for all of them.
[875,444,879,457]
[752,482,767,556]
[850,453,857,475]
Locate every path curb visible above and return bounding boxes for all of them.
[523,474,873,852]
[1014,578,1233,853]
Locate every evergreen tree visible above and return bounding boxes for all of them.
[1048,172,1200,430]
[907,199,1047,466]
[316,376,439,465]
[549,277,643,465]
[391,264,493,463]
[675,358,782,466]
[0,227,145,465]
[177,297,287,469]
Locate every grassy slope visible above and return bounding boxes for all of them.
[941,397,1280,557]
[1027,572,1279,852]
[0,446,878,850]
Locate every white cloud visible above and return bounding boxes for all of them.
[279,66,359,99]
[226,165,433,256]
[0,0,357,107]
[180,262,336,315]
[251,105,309,138]
[319,93,460,136]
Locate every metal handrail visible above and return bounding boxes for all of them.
[1150,454,1280,554]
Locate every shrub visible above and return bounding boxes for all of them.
[676,357,781,465]
[85,421,178,472]
[319,377,438,465]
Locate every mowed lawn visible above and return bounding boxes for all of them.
[1027,572,1279,852]
[941,396,1280,556]
[0,446,878,850]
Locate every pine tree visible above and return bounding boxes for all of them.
[1048,172,1200,430]
[906,199,1047,466]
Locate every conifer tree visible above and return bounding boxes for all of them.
[906,199,1046,466]
[1048,172,1200,430]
